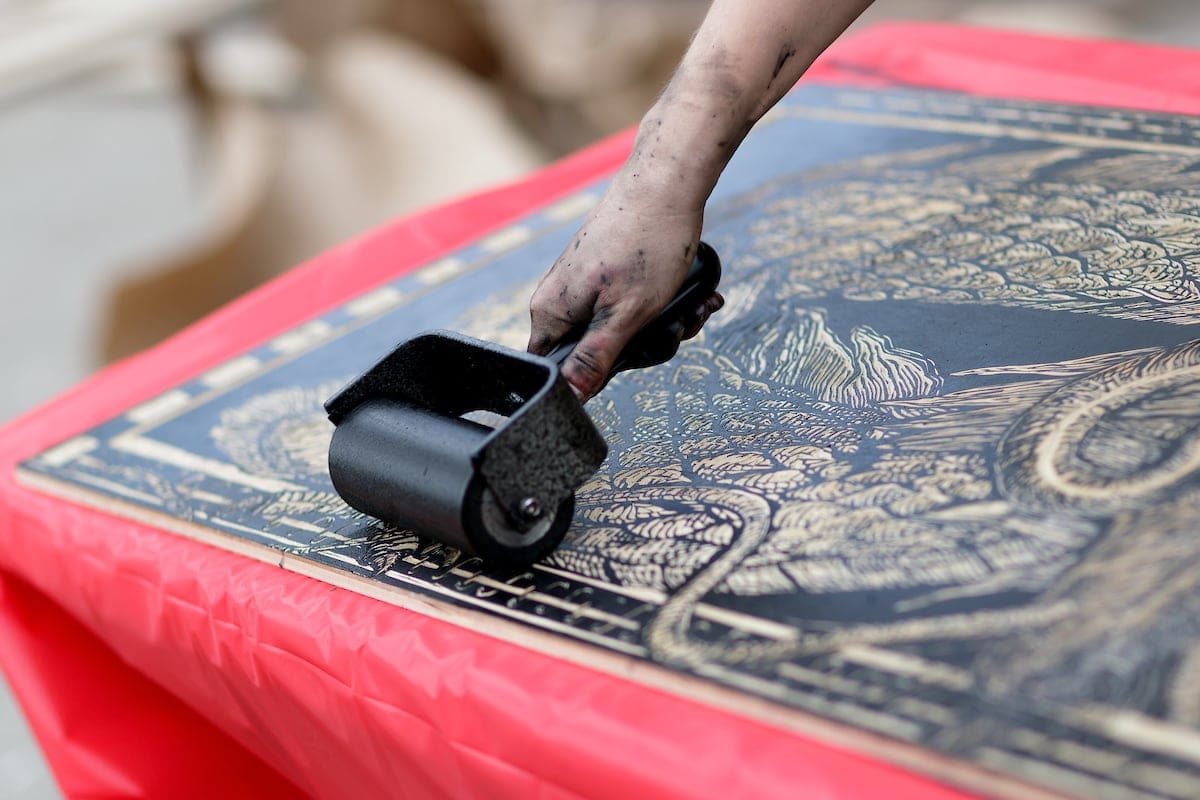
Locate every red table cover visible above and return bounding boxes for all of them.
[5,23,1200,799]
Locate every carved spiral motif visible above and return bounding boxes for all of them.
[997,340,1200,515]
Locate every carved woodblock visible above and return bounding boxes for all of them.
[20,86,1200,799]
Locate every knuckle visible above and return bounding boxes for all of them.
[604,295,655,328]
[529,280,561,311]
[570,344,608,380]
[528,299,557,327]
[564,338,616,397]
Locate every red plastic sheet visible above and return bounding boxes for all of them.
[3,23,1200,799]
[0,572,306,798]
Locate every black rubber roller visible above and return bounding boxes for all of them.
[328,398,573,566]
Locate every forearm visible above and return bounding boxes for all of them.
[617,0,874,210]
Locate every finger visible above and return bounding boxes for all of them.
[665,318,688,348]
[681,308,708,341]
[561,307,639,401]
[681,291,726,341]
[527,278,595,355]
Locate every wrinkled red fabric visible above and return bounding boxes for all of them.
[2,24,1199,799]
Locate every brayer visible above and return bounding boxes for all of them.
[325,241,721,567]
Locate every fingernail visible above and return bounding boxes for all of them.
[562,376,588,402]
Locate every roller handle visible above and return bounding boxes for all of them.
[544,240,722,377]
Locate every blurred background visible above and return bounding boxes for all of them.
[0,0,1199,796]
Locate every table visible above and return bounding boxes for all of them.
[5,23,1200,800]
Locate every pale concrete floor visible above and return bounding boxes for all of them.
[0,687,57,800]
[0,83,202,426]
[1,3,1200,797]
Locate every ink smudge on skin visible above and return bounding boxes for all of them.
[698,46,743,105]
[770,43,798,88]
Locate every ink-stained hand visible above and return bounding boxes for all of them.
[527,184,723,401]
[524,0,876,401]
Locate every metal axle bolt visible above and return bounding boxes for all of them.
[517,496,543,520]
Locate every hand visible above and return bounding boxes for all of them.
[527,185,723,400]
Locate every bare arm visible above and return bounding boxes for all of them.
[528,0,875,399]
